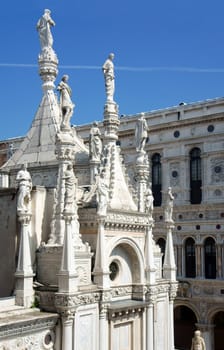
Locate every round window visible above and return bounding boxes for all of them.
[172,170,178,178]
[109,261,119,281]
[207,125,214,132]
[174,130,180,138]
[214,166,221,174]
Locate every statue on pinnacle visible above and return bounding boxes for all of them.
[102,53,115,102]
[37,9,55,52]
[57,75,75,130]
[135,113,148,153]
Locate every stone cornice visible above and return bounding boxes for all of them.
[0,312,58,339]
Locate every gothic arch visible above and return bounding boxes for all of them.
[174,304,198,350]
[184,237,196,278]
[203,236,216,279]
[106,236,145,285]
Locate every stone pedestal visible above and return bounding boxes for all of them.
[135,151,149,212]
[90,159,101,184]
[58,212,78,293]
[15,212,34,307]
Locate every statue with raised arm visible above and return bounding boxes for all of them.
[191,330,206,350]
[164,187,174,223]
[57,75,74,130]
[135,113,148,152]
[62,164,77,213]
[96,170,109,216]
[102,53,115,102]
[37,9,55,51]
[89,122,102,162]
[16,164,32,213]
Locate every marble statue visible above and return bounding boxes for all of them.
[96,170,109,216]
[164,187,174,222]
[191,330,206,350]
[16,164,32,213]
[62,164,77,213]
[89,122,102,162]
[145,187,154,216]
[102,53,115,102]
[57,75,74,130]
[135,113,148,152]
[37,9,55,51]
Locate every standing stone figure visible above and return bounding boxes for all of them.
[102,53,115,102]
[96,171,109,216]
[37,9,55,51]
[135,114,148,152]
[89,122,102,162]
[16,164,32,213]
[57,75,74,130]
[191,330,206,350]
[164,187,174,222]
[145,187,154,216]
[63,164,77,213]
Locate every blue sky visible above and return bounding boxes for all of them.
[1,0,224,140]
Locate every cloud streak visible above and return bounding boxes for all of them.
[1,63,224,73]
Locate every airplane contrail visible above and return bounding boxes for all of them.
[0,63,224,73]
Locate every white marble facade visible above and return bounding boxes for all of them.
[0,9,182,350]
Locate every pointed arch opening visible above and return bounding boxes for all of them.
[190,147,202,204]
[185,237,196,278]
[151,153,162,206]
[213,311,224,350]
[174,305,197,350]
[204,237,216,279]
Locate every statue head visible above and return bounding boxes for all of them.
[109,53,115,60]
[62,75,69,82]
[44,9,51,15]
[194,330,201,338]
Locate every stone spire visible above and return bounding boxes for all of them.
[100,54,137,211]
[163,188,176,281]
[1,10,87,179]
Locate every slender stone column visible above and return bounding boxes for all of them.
[62,313,74,350]
[168,284,178,350]
[145,220,156,284]
[15,212,34,307]
[99,305,109,350]
[217,244,222,278]
[176,244,182,277]
[196,244,203,278]
[196,323,215,350]
[146,303,154,350]
[93,218,110,288]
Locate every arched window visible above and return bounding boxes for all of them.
[157,238,166,265]
[151,153,162,206]
[185,237,196,278]
[204,237,216,279]
[190,148,202,204]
